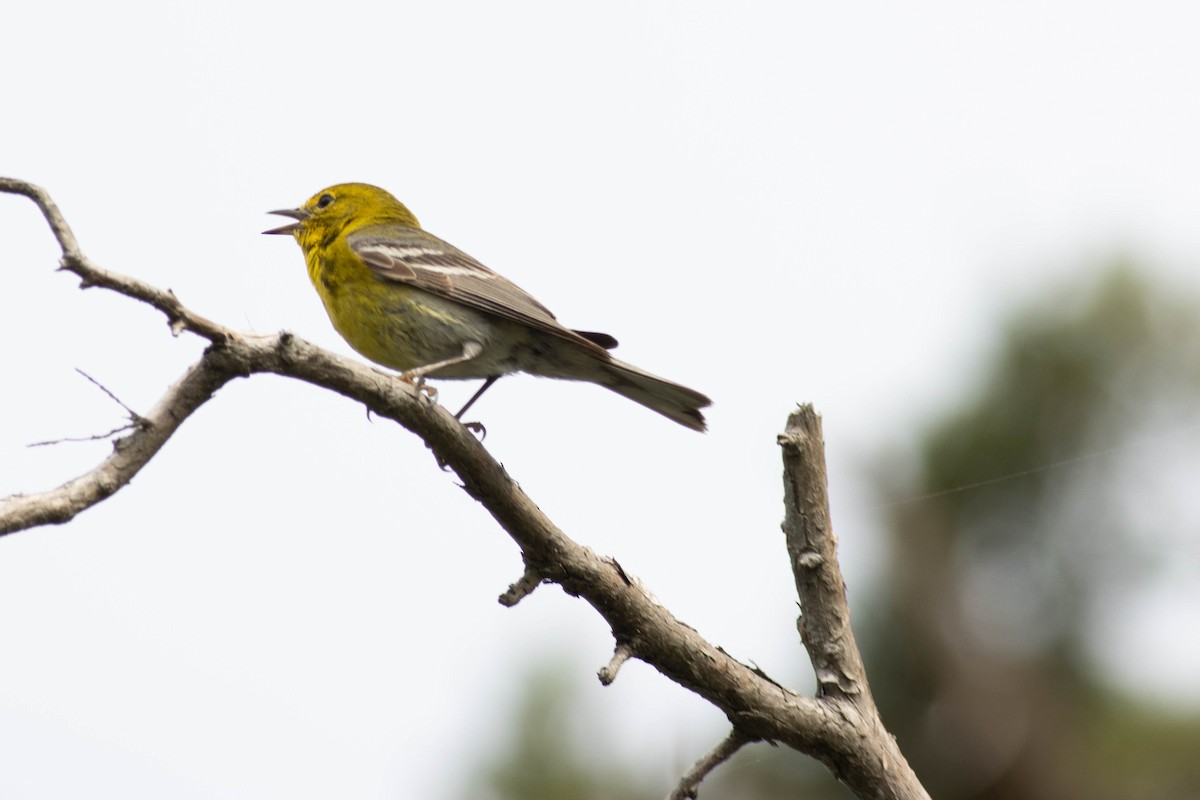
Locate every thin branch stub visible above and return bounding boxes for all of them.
[498,565,543,607]
[597,642,633,686]
[666,729,752,800]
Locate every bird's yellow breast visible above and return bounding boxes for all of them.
[302,238,494,373]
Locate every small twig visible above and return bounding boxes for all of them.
[26,369,147,447]
[1,177,83,256]
[597,642,633,685]
[75,368,142,420]
[498,564,543,607]
[1,353,236,535]
[27,422,141,448]
[667,729,752,800]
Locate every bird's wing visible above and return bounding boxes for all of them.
[348,224,612,356]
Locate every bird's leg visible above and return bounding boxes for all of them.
[453,374,500,437]
[454,375,500,420]
[400,341,485,398]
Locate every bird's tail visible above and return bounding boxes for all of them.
[593,357,710,431]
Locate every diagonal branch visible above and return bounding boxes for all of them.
[667,728,752,800]
[0,354,235,534]
[1,177,232,342]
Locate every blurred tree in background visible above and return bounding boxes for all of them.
[453,664,654,800]
[453,264,1200,800]
[870,264,1200,799]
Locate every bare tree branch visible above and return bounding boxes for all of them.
[597,642,633,686]
[780,407,869,698]
[667,728,753,800]
[2,178,930,799]
[780,408,930,798]
[1,354,235,534]
[498,562,545,607]
[73,368,144,420]
[0,177,232,342]
[26,370,146,447]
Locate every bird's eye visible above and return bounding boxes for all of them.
[316,193,334,209]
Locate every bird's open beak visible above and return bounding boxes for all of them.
[263,207,310,235]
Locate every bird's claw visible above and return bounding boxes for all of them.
[462,421,487,440]
[400,372,438,401]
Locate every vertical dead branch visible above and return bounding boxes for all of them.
[779,405,930,799]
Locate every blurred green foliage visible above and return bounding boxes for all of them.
[453,664,654,800]
[871,264,1200,799]
[452,264,1200,800]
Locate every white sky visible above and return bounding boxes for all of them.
[4,2,1200,798]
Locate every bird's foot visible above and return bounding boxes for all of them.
[400,371,438,401]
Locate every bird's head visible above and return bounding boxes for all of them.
[264,183,420,244]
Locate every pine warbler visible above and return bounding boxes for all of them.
[265,183,710,430]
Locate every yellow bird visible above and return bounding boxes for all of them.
[265,183,710,430]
